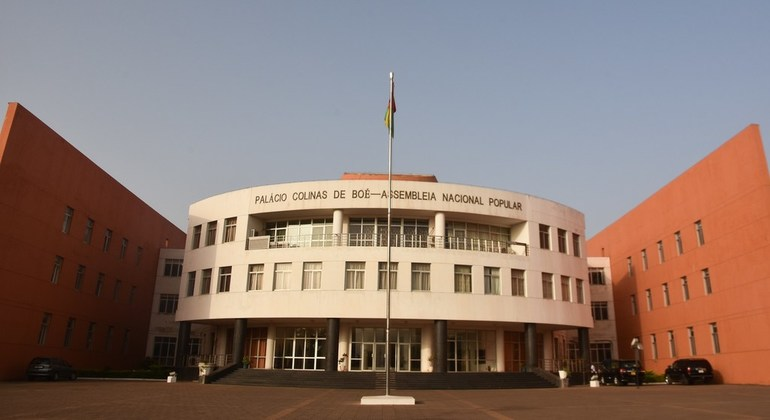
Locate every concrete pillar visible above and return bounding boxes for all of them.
[578,327,590,371]
[434,320,447,373]
[333,210,343,246]
[524,323,537,371]
[326,318,340,371]
[233,318,247,366]
[175,321,191,369]
[434,212,445,248]
[495,327,505,372]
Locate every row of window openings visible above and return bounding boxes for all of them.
[538,224,582,257]
[37,312,131,353]
[61,206,144,265]
[630,268,712,314]
[50,256,137,302]
[627,220,706,275]
[647,323,721,360]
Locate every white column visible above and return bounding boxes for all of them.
[333,209,343,246]
[434,212,445,249]
[496,328,505,372]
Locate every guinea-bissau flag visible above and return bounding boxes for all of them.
[384,79,395,135]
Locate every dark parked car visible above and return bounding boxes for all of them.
[26,357,77,381]
[665,358,714,385]
[599,359,643,386]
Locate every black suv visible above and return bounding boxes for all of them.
[665,358,714,385]
[26,357,77,381]
[599,359,643,386]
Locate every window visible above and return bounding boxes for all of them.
[129,286,136,304]
[675,231,683,255]
[303,262,322,290]
[200,269,212,294]
[445,221,509,252]
[345,262,365,290]
[572,233,581,257]
[248,264,264,291]
[541,273,553,299]
[164,259,183,277]
[135,246,143,266]
[656,240,664,263]
[484,267,500,295]
[681,276,689,301]
[159,294,179,314]
[378,262,397,290]
[273,263,291,290]
[630,294,638,316]
[539,224,550,250]
[454,265,472,293]
[650,334,658,360]
[268,219,335,248]
[113,279,121,301]
[205,221,217,246]
[686,326,696,355]
[411,263,430,291]
[645,289,653,311]
[511,269,525,296]
[695,220,705,246]
[223,217,237,243]
[589,342,612,364]
[218,266,232,293]
[273,327,327,370]
[186,272,196,296]
[122,329,131,355]
[191,225,201,249]
[86,322,96,351]
[641,249,648,271]
[702,268,712,295]
[75,265,85,291]
[38,313,52,345]
[95,273,105,297]
[668,330,677,358]
[710,323,720,354]
[84,218,94,244]
[51,255,63,284]
[557,229,567,253]
[102,229,112,252]
[588,268,605,285]
[152,337,177,367]
[626,256,633,276]
[62,206,74,233]
[662,283,670,306]
[120,238,128,259]
[591,301,609,320]
[64,318,76,347]
[576,279,585,304]
[105,326,114,351]
[560,276,570,302]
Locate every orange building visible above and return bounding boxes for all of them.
[0,103,185,380]
[587,125,770,385]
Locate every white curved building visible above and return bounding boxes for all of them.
[176,174,592,374]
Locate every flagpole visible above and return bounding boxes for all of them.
[385,71,394,397]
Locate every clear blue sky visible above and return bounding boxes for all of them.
[3,1,769,237]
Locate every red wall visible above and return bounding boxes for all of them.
[0,103,185,380]
[588,125,770,385]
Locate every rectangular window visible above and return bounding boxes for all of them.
[576,279,585,304]
[200,269,212,294]
[681,276,689,301]
[303,262,323,290]
[120,238,128,259]
[645,288,653,311]
[163,259,184,277]
[695,220,705,246]
[218,266,232,293]
[588,268,605,285]
[273,263,291,290]
[702,268,712,295]
[641,249,648,271]
[650,334,658,360]
[51,255,63,284]
[710,323,720,354]
[192,225,201,249]
[668,330,677,358]
[484,267,501,295]
[378,262,397,290]
[105,326,114,352]
[84,218,94,244]
[511,269,525,296]
[572,233,581,257]
[103,229,112,252]
[122,329,131,355]
[205,221,217,246]
[688,326,696,356]
[454,265,472,293]
[589,342,613,364]
[626,256,633,276]
[113,279,121,301]
[186,272,196,296]
[248,264,264,291]
[557,229,567,253]
[675,231,683,255]
[657,240,665,263]
[539,224,550,250]
[411,263,431,291]
[64,317,76,348]
[662,283,670,306]
[86,322,96,351]
[152,337,177,367]
[560,276,570,302]
[75,265,85,291]
[38,312,52,345]
[159,294,179,314]
[95,273,105,297]
[541,273,553,299]
[591,301,609,320]
[345,262,365,290]
[630,294,638,316]
[129,286,136,304]
[135,246,143,266]
[62,206,74,233]
[223,217,237,243]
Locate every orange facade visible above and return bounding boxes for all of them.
[587,125,770,385]
[0,103,185,380]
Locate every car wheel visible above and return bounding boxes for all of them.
[683,376,690,385]
[665,375,672,385]
[51,372,59,381]
[70,373,77,381]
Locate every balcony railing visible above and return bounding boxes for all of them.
[247,233,529,255]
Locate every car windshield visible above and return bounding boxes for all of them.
[619,361,637,368]
[30,358,50,365]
